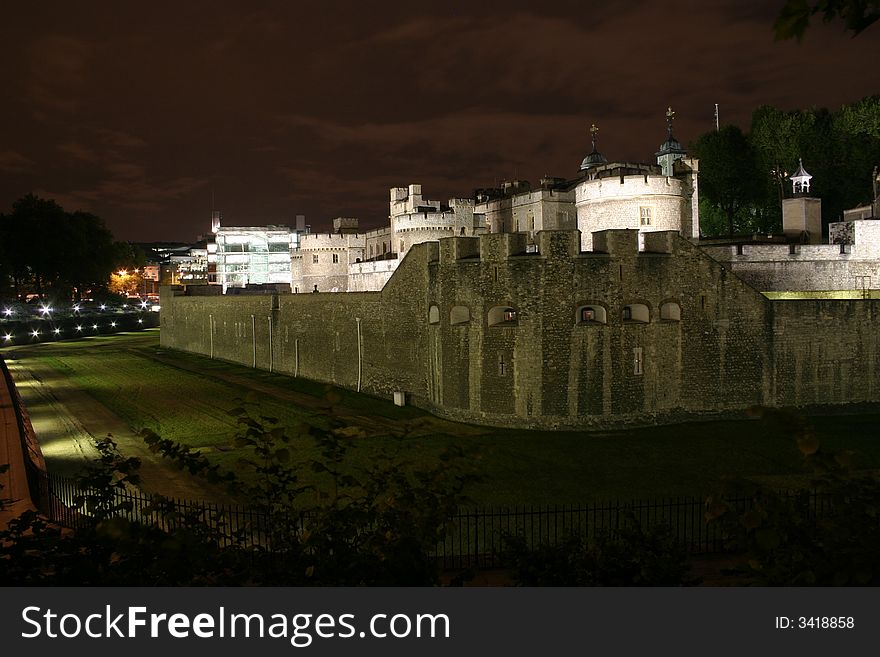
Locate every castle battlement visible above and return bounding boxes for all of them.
[431,228,677,264]
[577,174,684,202]
[299,233,367,250]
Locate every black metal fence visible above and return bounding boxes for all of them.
[434,498,726,570]
[30,467,791,570]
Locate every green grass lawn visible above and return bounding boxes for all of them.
[10,330,880,505]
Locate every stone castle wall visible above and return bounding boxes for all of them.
[576,175,687,251]
[161,229,880,429]
[702,221,880,291]
[476,189,576,237]
[296,233,366,293]
[348,259,398,292]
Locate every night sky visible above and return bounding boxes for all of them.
[2,0,878,243]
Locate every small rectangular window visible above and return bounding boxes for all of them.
[498,354,505,375]
[581,308,595,322]
[503,310,517,322]
[332,253,339,264]
[639,206,653,226]
[312,255,319,263]
[633,347,643,375]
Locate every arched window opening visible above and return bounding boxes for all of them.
[450,305,470,325]
[660,302,681,321]
[622,303,650,323]
[577,305,607,324]
[488,306,518,326]
[428,305,440,325]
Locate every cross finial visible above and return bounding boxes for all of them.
[590,123,599,150]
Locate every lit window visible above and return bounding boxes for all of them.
[488,306,518,326]
[578,305,607,324]
[639,206,653,226]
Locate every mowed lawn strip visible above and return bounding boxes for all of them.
[15,331,880,506]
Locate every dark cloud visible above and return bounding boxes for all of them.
[0,151,36,175]
[0,1,877,241]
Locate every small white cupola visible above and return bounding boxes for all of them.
[790,158,812,196]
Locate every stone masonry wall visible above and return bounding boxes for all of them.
[576,176,686,251]
[161,229,880,430]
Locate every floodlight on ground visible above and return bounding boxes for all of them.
[73,304,80,312]
[76,325,83,331]
[110,321,116,328]
[53,328,61,334]
[92,324,98,330]
[31,330,39,337]
[137,319,143,324]
[3,333,12,341]
[100,304,106,310]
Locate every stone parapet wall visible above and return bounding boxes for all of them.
[161,230,880,430]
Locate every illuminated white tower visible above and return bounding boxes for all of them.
[783,158,822,244]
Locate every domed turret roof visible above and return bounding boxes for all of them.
[656,106,687,157]
[580,124,608,171]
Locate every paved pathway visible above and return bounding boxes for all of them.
[4,351,236,504]
[0,364,35,527]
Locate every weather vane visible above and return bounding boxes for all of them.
[666,106,675,137]
[590,123,599,150]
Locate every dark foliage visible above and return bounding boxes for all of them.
[0,194,132,299]
[705,407,880,585]
[503,516,695,586]
[1,390,477,586]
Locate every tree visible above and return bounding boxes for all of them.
[3,195,67,296]
[0,195,127,300]
[775,0,880,40]
[693,98,880,238]
[691,126,763,235]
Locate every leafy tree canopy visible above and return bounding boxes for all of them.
[775,0,880,40]
[0,195,126,300]
[692,96,880,237]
